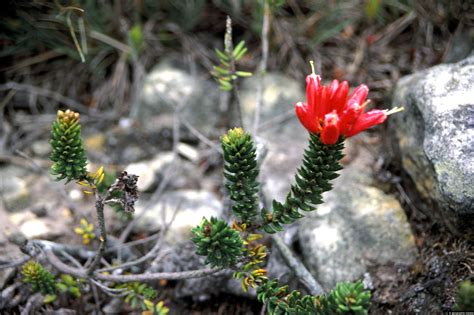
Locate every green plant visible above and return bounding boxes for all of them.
[128,24,144,56]
[222,128,260,224]
[50,109,88,182]
[192,217,244,267]
[56,274,83,298]
[262,134,344,233]
[211,17,252,91]
[143,300,170,315]
[116,282,159,311]
[192,127,369,315]
[454,280,474,311]
[188,59,405,312]
[257,280,370,314]
[22,261,57,296]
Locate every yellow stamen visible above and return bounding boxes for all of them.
[309,60,316,75]
[385,106,404,116]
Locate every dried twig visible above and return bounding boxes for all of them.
[89,30,131,54]
[271,234,325,296]
[20,293,43,315]
[0,256,30,270]
[97,202,180,273]
[253,0,270,137]
[0,82,89,112]
[86,189,108,275]
[44,249,222,282]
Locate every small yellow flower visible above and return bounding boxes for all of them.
[74,218,95,245]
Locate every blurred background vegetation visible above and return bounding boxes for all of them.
[0,0,472,184]
[1,0,471,118]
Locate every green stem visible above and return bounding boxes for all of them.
[261,134,344,233]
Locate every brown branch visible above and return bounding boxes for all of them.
[86,189,108,275]
[44,249,223,282]
[271,234,325,296]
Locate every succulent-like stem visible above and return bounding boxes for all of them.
[222,128,260,225]
[261,133,344,233]
[257,279,371,315]
[192,217,244,268]
[50,110,88,182]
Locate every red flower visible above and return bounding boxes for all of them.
[295,62,402,145]
[321,111,340,145]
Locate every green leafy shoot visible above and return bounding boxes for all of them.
[211,17,252,91]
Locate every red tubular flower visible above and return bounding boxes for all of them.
[328,80,349,114]
[306,73,321,119]
[344,110,387,137]
[296,101,320,133]
[339,85,369,135]
[295,62,403,145]
[346,85,369,109]
[321,111,341,145]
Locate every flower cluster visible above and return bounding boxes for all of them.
[295,61,402,144]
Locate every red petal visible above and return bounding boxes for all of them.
[333,81,349,114]
[321,112,341,145]
[306,74,321,116]
[295,102,320,133]
[345,110,386,137]
[340,101,366,135]
[328,80,339,112]
[347,84,369,109]
[316,86,330,119]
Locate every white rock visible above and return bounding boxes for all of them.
[134,190,223,245]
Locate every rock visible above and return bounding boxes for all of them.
[125,153,174,192]
[125,153,201,192]
[8,211,65,239]
[296,139,417,290]
[239,73,310,204]
[31,140,50,157]
[0,166,30,212]
[390,55,474,238]
[266,241,297,290]
[0,206,24,289]
[134,190,223,245]
[177,142,199,163]
[102,298,124,314]
[138,61,220,135]
[31,205,48,218]
[19,218,55,239]
[240,73,304,129]
[0,266,15,291]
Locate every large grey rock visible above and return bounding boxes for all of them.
[297,139,418,290]
[391,55,474,238]
[138,61,220,135]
